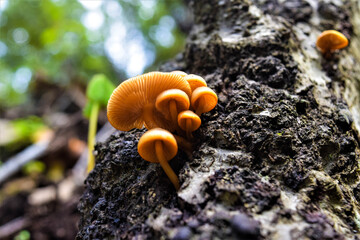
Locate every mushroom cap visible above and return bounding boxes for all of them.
[171,70,188,77]
[316,30,348,52]
[177,110,201,131]
[107,72,191,131]
[191,86,218,114]
[138,128,178,163]
[155,89,190,120]
[183,74,207,92]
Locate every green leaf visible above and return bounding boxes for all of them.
[14,230,31,240]
[83,101,93,119]
[12,116,46,142]
[22,160,46,175]
[86,74,115,106]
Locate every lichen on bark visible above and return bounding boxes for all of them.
[77,0,360,239]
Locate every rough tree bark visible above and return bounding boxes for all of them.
[76,0,360,239]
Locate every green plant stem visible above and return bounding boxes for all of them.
[87,102,100,173]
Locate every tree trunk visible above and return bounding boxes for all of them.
[76,0,360,239]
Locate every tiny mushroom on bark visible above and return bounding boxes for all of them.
[107,72,191,131]
[191,86,218,116]
[316,30,348,54]
[138,128,180,190]
[155,89,190,130]
[178,110,201,139]
[183,74,207,92]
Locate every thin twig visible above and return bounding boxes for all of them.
[0,217,29,239]
[0,139,51,184]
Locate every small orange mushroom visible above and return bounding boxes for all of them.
[178,110,201,139]
[155,89,190,130]
[183,74,207,92]
[107,72,191,131]
[138,128,180,190]
[191,86,218,115]
[316,30,348,53]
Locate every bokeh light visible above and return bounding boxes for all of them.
[0,0,186,108]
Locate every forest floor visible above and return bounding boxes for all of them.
[0,79,108,240]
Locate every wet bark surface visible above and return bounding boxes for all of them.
[77,0,360,239]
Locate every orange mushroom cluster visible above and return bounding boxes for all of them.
[107,71,218,190]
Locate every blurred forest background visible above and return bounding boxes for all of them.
[0,0,190,239]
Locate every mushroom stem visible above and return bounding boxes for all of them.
[143,103,156,129]
[169,100,177,122]
[323,51,332,60]
[169,100,182,133]
[185,118,193,139]
[173,135,193,152]
[155,141,180,190]
[195,98,205,116]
